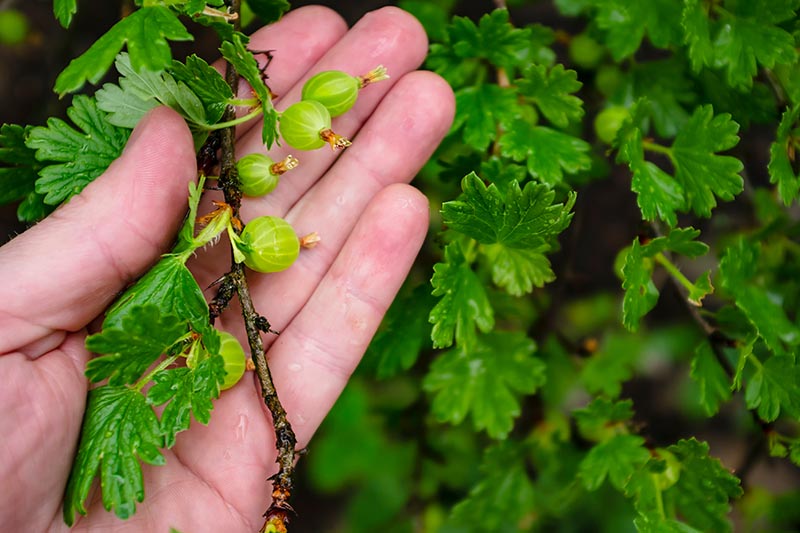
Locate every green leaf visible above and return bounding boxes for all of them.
[629,58,696,138]
[665,438,743,532]
[429,241,494,349]
[517,64,583,128]
[671,105,743,217]
[589,0,683,60]
[499,118,591,185]
[220,32,278,147]
[103,255,210,335]
[147,355,226,447]
[622,228,710,331]
[443,173,576,248]
[170,54,234,124]
[745,356,800,422]
[367,284,434,378]
[718,238,800,355]
[579,434,650,491]
[63,386,164,525]
[768,104,800,205]
[245,0,290,24]
[398,1,453,42]
[482,244,555,296]
[581,333,641,397]
[618,103,743,221]
[423,331,544,438]
[85,305,187,385]
[448,9,533,69]
[54,6,193,96]
[448,442,535,530]
[690,341,732,417]
[620,123,685,227]
[26,95,130,205]
[0,124,39,206]
[452,84,519,151]
[681,0,798,89]
[96,53,207,129]
[54,0,77,27]
[574,397,635,442]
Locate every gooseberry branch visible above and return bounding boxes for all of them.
[211,1,298,530]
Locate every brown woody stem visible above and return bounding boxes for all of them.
[215,1,297,530]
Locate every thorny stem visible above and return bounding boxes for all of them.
[214,1,297,530]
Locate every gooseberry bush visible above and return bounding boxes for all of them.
[2,0,800,531]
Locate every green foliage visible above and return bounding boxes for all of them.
[25,95,130,205]
[220,31,279,146]
[423,331,544,438]
[621,228,711,331]
[54,6,193,95]
[148,355,226,447]
[85,305,188,385]
[63,386,165,525]
[429,241,494,349]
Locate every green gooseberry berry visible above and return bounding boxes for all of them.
[301,65,389,117]
[236,153,299,197]
[0,9,29,46]
[568,33,605,69]
[279,100,351,151]
[217,331,247,390]
[239,215,300,273]
[594,105,631,145]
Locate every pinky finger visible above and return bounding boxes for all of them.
[265,183,429,446]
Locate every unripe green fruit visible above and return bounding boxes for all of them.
[0,9,29,45]
[236,153,298,197]
[302,71,360,117]
[217,331,247,390]
[594,106,631,145]
[595,65,624,97]
[239,216,300,273]
[569,33,604,69]
[279,100,351,151]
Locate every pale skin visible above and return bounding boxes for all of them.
[0,6,454,531]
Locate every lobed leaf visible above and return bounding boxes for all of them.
[518,63,584,128]
[499,118,591,185]
[768,104,800,205]
[220,32,278,147]
[63,386,165,525]
[148,355,226,447]
[429,241,494,349]
[423,331,544,438]
[55,6,193,96]
[26,95,130,205]
[85,305,188,385]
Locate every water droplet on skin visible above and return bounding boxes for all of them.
[235,413,248,441]
[336,194,346,206]
[288,362,303,373]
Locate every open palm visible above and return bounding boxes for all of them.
[0,6,453,531]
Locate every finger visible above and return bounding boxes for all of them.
[211,71,453,337]
[234,6,430,207]
[269,184,429,445]
[0,107,196,356]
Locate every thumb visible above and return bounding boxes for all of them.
[0,107,197,355]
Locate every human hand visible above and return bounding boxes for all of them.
[0,6,454,531]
